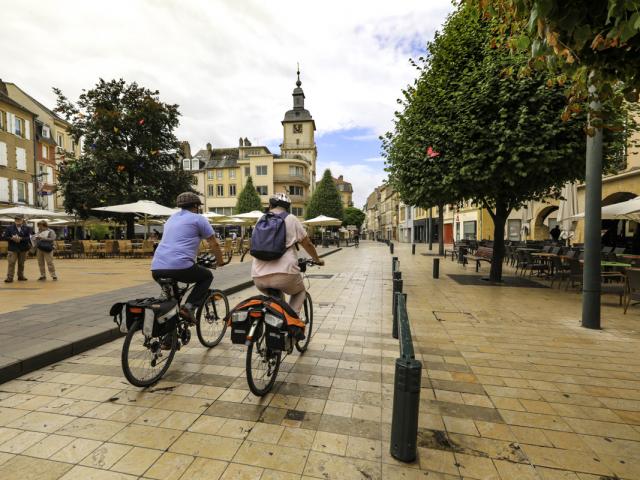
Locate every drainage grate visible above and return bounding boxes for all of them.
[306,274,334,279]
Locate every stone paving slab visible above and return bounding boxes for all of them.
[1,242,639,479]
[0,249,341,384]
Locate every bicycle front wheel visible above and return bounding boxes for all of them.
[196,289,229,347]
[121,320,177,387]
[295,292,313,353]
[246,329,281,396]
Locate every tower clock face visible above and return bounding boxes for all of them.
[293,124,303,134]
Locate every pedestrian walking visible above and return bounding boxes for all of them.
[33,221,57,281]
[3,215,32,283]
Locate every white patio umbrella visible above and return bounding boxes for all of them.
[520,201,534,241]
[201,211,229,221]
[0,206,69,218]
[92,200,177,239]
[232,210,264,223]
[557,182,579,232]
[303,215,343,227]
[573,196,640,221]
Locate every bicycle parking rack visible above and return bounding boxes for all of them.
[389,255,422,463]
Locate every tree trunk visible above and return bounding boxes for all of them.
[126,215,135,240]
[438,203,445,256]
[489,204,508,282]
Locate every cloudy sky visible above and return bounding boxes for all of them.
[2,0,454,207]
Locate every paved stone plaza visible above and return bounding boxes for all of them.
[0,242,639,479]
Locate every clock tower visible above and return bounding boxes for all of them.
[281,68,317,192]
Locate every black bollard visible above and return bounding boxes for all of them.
[412,244,416,255]
[390,357,422,462]
[392,276,403,339]
[392,256,399,273]
[390,242,394,254]
[433,258,439,279]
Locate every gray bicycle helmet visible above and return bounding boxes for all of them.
[176,191,202,208]
[269,192,291,210]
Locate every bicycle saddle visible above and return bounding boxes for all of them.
[156,277,178,286]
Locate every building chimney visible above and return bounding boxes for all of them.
[244,137,251,147]
[206,143,212,153]
[239,137,244,147]
[181,141,192,159]
[338,175,343,181]
[0,79,7,95]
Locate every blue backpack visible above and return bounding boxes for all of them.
[250,211,289,260]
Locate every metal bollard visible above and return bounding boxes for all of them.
[433,258,439,279]
[412,244,416,255]
[390,242,394,254]
[392,276,403,339]
[392,256,399,273]
[390,357,422,462]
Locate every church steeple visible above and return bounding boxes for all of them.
[292,65,305,110]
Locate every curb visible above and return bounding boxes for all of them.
[0,247,343,384]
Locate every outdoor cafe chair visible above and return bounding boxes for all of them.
[624,268,640,314]
[566,258,583,290]
[542,245,552,253]
[523,251,548,277]
[614,247,627,255]
[601,271,626,306]
[550,255,570,288]
[104,240,119,258]
[141,240,155,257]
[0,241,8,258]
[117,240,134,258]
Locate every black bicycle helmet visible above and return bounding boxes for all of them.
[269,192,291,210]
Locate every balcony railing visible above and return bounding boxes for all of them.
[273,174,310,186]
[281,143,316,150]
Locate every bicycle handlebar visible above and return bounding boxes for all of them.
[196,253,232,268]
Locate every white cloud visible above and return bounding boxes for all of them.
[317,160,387,208]
[363,157,386,163]
[0,0,453,151]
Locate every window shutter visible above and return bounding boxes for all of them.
[47,166,53,184]
[24,119,31,140]
[28,182,34,205]
[16,147,26,170]
[47,194,54,211]
[0,177,8,202]
[7,113,14,135]
[0,142,7,166]
[12,179,18,203]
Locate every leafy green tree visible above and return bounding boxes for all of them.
[384,5,611,282]
[235,176,262,213]
[306,169,344,220]
[342,207,365,229]
[468,1,640,327]
[54,79,192,238]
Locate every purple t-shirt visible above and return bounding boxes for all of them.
[151,210,214,270]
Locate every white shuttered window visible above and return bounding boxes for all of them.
[11,179,18,203]
[28,182,34,205]
[0,141,7,166]
[0,177,8,201]
[16,147,26,170]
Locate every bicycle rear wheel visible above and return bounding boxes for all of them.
[196,289,229,347]
[246,328,281,396]
[295,292,313,353]
[121,320,177,387]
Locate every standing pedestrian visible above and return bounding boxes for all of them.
[33,221,57,281]
[3,215,32,283]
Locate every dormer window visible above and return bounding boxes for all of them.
[42,125,50,138]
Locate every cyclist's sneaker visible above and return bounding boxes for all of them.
[179,306,196,325]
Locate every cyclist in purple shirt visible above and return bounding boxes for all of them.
[151,192,225,322]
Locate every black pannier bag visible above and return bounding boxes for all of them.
[110,298,178,337]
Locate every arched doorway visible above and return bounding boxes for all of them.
[601,192,637,248]
[534,205,559,240]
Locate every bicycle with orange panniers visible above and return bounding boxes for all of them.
[229,258,316,396]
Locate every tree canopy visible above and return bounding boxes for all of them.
[306,169,344,220]
[469,0,640,108]
[343,207,366,229]
[54,79,192,237]
[383,4,617,281]
[235,176,263,214]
